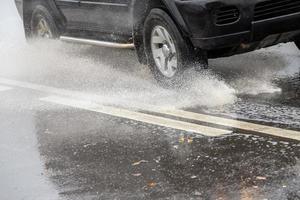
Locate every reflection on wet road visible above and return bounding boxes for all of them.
[35,109,300,199]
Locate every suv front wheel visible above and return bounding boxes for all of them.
[295,40,300,50]
[144,9,194,87]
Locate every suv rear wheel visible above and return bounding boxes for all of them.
[144,9,194,87]
[31,5,59,39]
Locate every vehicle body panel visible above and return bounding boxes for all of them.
[175,0,300,51]
[54,0,81,29]
[55,0,132,36]
[15,0,23,18]
[16,0,300,59]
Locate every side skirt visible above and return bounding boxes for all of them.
[60,36,135,49]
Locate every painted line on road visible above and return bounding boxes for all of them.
[1,77,299,141]
[40,96,231,137]
[0,78,94,98]
[0,85,12,92]
[148,108,300,141]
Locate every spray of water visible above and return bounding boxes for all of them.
[1,0,299,110]
[0,0,238,109]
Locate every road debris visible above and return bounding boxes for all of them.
[179,136,194,144]
[132,160,149,166]
[256,176,267,180]
[147,181,157,188]
[131,173,142,177]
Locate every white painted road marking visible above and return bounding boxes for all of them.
[0,77,299,141]
[0,85,12,92]
[0,78,93,98]
[41,96,231,137]
[150,109,300,141]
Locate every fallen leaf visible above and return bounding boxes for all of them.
[147,181,157,188]
[187,137,193,143]
[132,160,149,166]
[179,136,193,144]
[179,136,185,143]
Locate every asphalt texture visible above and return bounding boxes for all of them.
[1,2,300,200]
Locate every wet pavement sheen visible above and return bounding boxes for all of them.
[0,44,300,199]
[34,109,300,200]
[1,87,299,200]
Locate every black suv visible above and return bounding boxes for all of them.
[15,0,300,86]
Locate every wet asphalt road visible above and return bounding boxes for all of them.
[1,3,300,199]
[0,42,300,200]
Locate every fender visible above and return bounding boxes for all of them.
[22,0,66,37]
[131,0,191,37]
[159,0,191,36]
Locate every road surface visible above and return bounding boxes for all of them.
[0,1,299,200]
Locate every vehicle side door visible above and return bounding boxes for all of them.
[78,0,133,36]
[55,0,82,29]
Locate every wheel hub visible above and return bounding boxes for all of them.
[162,44,171,58]
[151,26,178,78]
[36,17,52,38]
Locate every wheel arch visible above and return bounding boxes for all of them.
[22,0,66,38]
[131,0,192,64]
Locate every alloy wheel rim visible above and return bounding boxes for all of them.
[151,26,178,78]
[36,17,52,38]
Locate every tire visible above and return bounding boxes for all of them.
[30,5,59,39]
[143,9,194,88]
[295,40,300,50]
